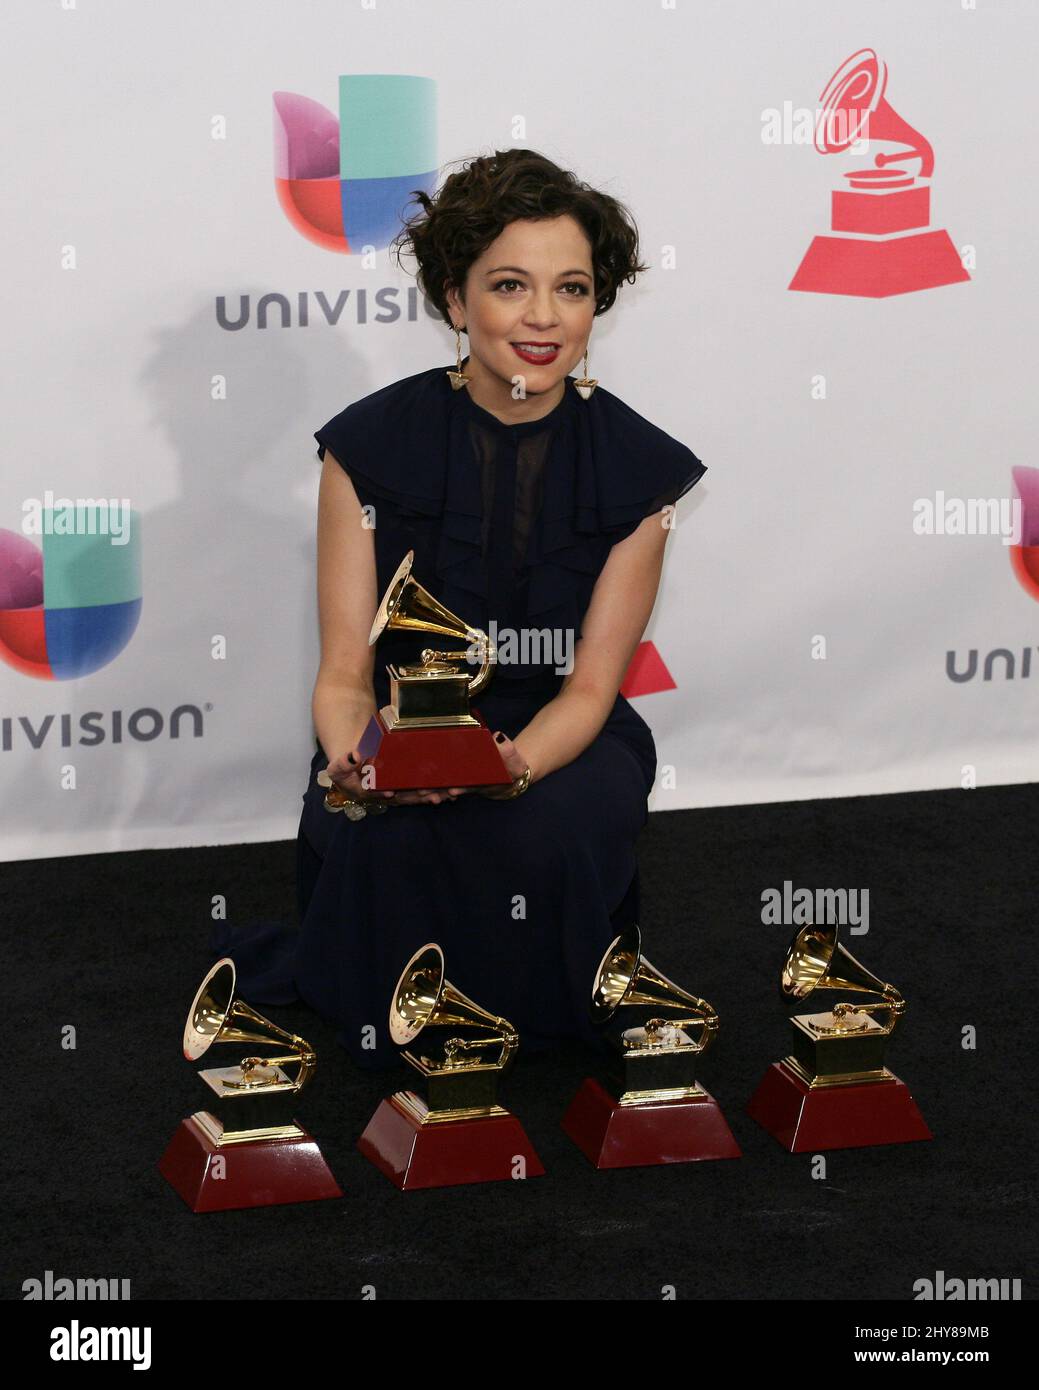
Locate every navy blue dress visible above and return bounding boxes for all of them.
[214,363,706,1071]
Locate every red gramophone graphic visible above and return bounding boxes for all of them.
[789,48,970,298]
[1009,467,1039,601]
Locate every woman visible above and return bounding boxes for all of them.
[218,148,706,1071]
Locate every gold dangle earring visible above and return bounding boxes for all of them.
[574,346,598,399]
[446,324,471,390]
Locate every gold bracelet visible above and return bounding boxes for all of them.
[317,769,389,818]
[497,765,532,799]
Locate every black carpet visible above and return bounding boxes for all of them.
[7,782,1036,1301]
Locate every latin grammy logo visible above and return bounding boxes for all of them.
[789,47,971,298]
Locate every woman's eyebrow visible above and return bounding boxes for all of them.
[483,265,592,278]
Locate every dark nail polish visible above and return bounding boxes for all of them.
[494,732,505,743]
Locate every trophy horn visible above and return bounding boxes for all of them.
[591,925,719,1054]
[369,550,496,697]
[781,924,905,1033]
[184,958,316,1091]
[390,943,518,1071]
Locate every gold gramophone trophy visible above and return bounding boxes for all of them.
[158,959,342,1210]
[562,925,741,1167]
[746,923,932,1152]
[357,943,545,1189]
[322,549,512,807]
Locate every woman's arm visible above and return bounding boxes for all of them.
[509,508,673,785]
[311,449,380,769]
[311,449,457,806]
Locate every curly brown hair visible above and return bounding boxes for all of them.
[391,148,649,323]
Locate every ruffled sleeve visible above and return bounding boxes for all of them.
[525,382,706,625]
[571,385,706,537]
[311,369,491,631]
[607,438,706,529]
[313,370,451,518]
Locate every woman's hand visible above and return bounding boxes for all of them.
[475,730,531,800]
[323,746,390,805]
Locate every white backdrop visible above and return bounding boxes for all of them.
[3,0,1037,862]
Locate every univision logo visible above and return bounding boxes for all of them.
[0,508,142,680]
[1010,465,1039,601]
[945,469,1038,678]
[273,74,437,254]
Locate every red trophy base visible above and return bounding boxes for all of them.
[158,1116,343,1212]
[357,1096,546,1190]
[789,228,970,299]
[357,707,512,791]
[746,1061,933,1153]
[561,1077,742,1169]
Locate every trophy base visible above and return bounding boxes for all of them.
[789,228,970,298]
[158,1114,343,1212]
[355,708,512,791]
[357,1094,545,1190]
[561,1076,742,1169]
[746,1060,933,1153]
